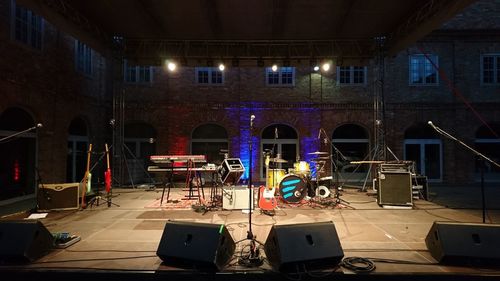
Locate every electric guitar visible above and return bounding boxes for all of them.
[81,143,92,209]
[258,185,277,211]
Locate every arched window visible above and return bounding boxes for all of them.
[191,124,228,165]
[404,122,442,181]
[332,124,369,182]
[0,107,36,201]
[475,124,500,182]
[261,124,299,180]
[66,117,89,183]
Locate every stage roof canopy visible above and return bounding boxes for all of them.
[18,0,476,65]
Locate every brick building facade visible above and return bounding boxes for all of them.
[0,0,499,203]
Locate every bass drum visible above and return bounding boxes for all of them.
[278,174,307,203]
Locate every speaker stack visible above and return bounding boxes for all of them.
[156,221,236,271]
[264,221,344,272]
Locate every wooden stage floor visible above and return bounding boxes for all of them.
[1,186,500,281]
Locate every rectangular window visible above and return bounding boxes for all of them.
[481,54,500,85]
[337,66,367,85]
[195,67,224,85]
[409,54,439,86]
[124,61,153,83]
[12,2,42,50]
[75,40,92,76]
[266,67,295,86]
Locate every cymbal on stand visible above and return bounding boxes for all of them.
[270,158,288,163]
[308,151,329,156]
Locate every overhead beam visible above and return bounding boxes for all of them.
[387,0,477,55]
[123,39,373,66]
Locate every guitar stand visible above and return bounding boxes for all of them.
[88,190,120,208]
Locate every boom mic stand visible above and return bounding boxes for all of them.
[428,121,500,223]
[240,114,262,266]
[0,123,42,142]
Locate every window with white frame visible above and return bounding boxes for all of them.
[195,67,224,85]
[481,54,500,85]
[266,67,295,86]
[124,61,152,83]
[75,40,92,76]
[11,2,42,50]
[409,54,439,85]
[337,66,367,85]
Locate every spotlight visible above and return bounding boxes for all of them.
[218,63,225,71]
[313,66,320,72]
[167,61,177,72]
[271,64,278,72]
[322,63,330,72]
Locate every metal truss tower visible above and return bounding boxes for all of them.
[373,36,387,161]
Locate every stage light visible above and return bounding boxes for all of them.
[271,64,278,72]
[313,65,320,72]
[218,63,225,71]
[322,63,330,72]
[167,61,177,72]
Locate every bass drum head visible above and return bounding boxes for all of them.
[279,174,307,203]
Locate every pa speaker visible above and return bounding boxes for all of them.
[0,220,54,263]
[264,221,344,272]
[156,221,235,271]
[425,221,500,265]
[377,172,412,206]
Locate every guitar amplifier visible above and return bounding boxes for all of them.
[219,158,245,184]
[222,186,254,210]
[377,172,413,207]
[37,183,80,211]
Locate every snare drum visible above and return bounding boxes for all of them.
[293,161,310,175]
[279,174,307,203]
[266,169,286,188]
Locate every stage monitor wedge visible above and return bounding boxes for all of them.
[264,221,344,272]
[0,220,54,263]
[156,221,235,271]
[425,221,500,265]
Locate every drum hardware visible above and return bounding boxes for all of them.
[315,185,331,198]
[270,157,288,163]
[308,151,329,155]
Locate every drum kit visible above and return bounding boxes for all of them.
[264,150,342,205]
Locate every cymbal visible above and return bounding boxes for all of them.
[308,151,328,155]
[270,158,288,163]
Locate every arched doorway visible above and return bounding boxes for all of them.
[0,107,37,201]
[261,124,298,181]
[404,123,442,181]
[475,124,500,182]
[332,124,370,182]
[66,117,89,183]
[191,123,228,165]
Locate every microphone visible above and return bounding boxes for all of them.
[36,123,43,128]
[250,115,255,128]
[428,121,437,129]
[275,127,278,139]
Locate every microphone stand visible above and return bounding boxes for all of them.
[0,125,40,142]
[243,115,262,266]
[428,122,500,223]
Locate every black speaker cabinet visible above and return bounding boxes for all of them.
[0,220,54,263]
[219,158,245,184]
[425,221,500,265]
[264,221,344,272]
[377,172,413,206]
[37,183,80,211]
[156,221,236,271]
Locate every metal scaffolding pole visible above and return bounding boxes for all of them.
[112,37,125,188]
[373,36,387,161]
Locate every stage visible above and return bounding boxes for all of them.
[1,186,500,281]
